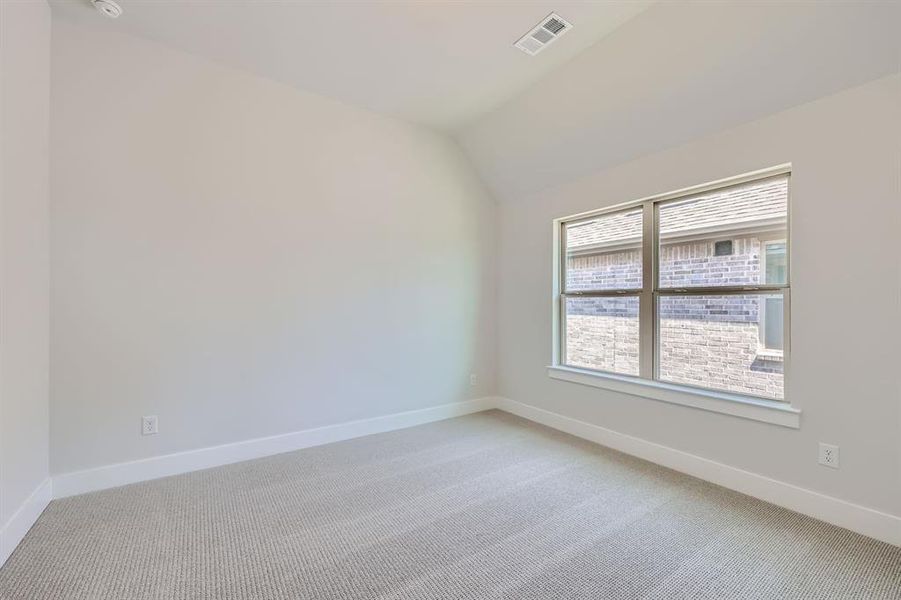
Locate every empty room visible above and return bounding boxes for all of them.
[1,0,900,598]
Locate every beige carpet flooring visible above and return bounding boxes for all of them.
[1,410,899,599]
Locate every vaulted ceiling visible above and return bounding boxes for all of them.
[49,0,652,130]
[458,1,901,200]
[50,0,900,201]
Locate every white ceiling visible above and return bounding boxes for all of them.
[459,0,901,200]
[48,0,652,131]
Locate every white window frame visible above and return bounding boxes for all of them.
[549,165,799,428]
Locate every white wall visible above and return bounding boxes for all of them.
[49,21,496,476]
[476,74,901,517]
[0,0,52,557]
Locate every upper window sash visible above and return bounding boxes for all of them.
[655,173,790,293]
[557,164,791,241]
[561,172,792,298]
[562,207,643,294]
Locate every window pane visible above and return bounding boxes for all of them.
[658,293,784,399]
[658,177,788,289]
[565,296,639,376]
[763,297,784,350]
[565,208,642,291]
[764,242,786,285]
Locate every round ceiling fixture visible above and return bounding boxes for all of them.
[91,0,123,19]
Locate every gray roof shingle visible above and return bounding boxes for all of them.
[566,176,787,252]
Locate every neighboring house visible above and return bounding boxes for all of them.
[565,177,787,399]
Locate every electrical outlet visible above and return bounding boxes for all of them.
[818,443,839,469]
[141,415,159,436]
[470,373,478,386]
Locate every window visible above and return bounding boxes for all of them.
[760,241,786,352]
[562,208,642,375]
[556,167,790,402]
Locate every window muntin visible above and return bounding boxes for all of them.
[557,169,790,401]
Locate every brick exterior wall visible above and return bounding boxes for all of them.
[565,299,639,376]
[566,238,762,293]
[565,235,784,399]
[566,249,642,291]
[658,318,783,398]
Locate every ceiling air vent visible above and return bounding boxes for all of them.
[514,13,572,55]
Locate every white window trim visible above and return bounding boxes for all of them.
[546,365,800,428]
[551,164,799,428]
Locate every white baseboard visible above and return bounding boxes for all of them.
[0,478,52,567]
[53,397,498,499]
[46,395,900,549]
[495,397,901,547]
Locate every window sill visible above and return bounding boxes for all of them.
[755,349,784,362]
[546,365,800,429]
